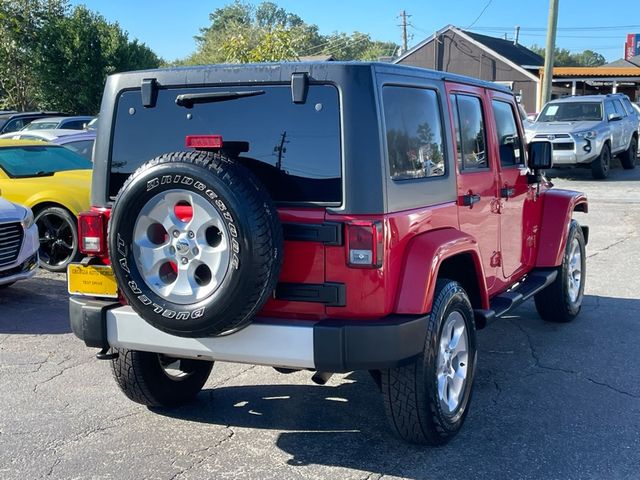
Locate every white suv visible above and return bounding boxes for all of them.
[526,94,639,179]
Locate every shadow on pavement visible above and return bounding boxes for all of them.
[153,294,640,478]
[0,272,71,334]
[547,159,640,182]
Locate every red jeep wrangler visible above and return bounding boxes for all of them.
[69,62,588,445]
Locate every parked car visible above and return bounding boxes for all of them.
[0,197,39,288]
[69,62,588,445]
[0,129,96,161]
[21,116,94,132]
[525,94,639,179]
[0,112,67,135]
[52,131,96,161]
[0,140,91,271]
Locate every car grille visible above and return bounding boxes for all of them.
[552,142,575,151]
[0,222,23,267]
[535,133,571,139]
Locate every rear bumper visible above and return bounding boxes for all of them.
[69,297,428,372]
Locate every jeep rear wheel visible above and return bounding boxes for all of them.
[534,220,586,323]
[381,279,477,445]
[591,143,611,179]
[620,136,637,170]
[108,151,283,338]
[111,348,213,407]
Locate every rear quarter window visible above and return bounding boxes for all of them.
[382,86,446,180]
[110,85,342,205]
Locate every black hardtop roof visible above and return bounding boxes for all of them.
[107,61,512,95]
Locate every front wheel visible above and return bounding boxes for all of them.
[534,220,586,323]
[111,348,214,407]
[381,279,477,445]
[620,136,637,170]
[591,144,611,179]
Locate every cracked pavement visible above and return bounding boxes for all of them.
[1,165,640,479]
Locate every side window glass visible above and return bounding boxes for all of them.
[451,94,488,171]
[621,97,635,115]
[383,86,446,180]
[492,100,524,167]
[5,119,24,133]
[613,99,626,117]
[604,101,616,120]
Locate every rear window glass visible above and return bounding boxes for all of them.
[110,85,341,204]
[0,145,91,177]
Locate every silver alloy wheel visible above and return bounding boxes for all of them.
[436,311,469,415]
[567,237,582,303]
[133,189,231,305]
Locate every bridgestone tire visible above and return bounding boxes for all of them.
[534,220,586,323]
[111,348,213,407]
[591,143,611,179]
[620,136,637,170]
[108,151,283,337]
[381,279,477,445]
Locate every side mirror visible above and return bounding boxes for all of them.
[527,141,553,170]
[608,113,622,122]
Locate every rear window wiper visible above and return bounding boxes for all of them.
[175,90,265,108]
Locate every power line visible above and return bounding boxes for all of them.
[465,0,493,30]
[470,24,640,31]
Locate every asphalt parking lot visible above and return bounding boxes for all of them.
[1,162,639,480]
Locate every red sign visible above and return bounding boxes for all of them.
[625,33,640,60]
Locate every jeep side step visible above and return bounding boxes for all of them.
[473,268,558,328]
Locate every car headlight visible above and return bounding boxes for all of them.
[21,208,34,229]
[574,130,597,140]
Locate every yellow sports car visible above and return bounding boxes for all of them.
[0,139,91,271]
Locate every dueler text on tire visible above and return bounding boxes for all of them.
[381,279,477,445]
[111,348,213,407]
[534,220,586,323]
[108,151,283,337]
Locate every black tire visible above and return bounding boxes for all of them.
[108,151,283,338]
[34,206,80,272]
[591,143,611,179]
[381,279,477,445]
[534,220,586,323]
[0,282,15,289]
[111,348,213,407]
[620,136,637,170]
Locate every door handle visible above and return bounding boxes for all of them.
[500,186,515,198]
[462,193,481,206]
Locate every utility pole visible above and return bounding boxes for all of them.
[274,131,288,171]
[398,10,411,53]
[514,25,520,45]
[540,0,559,106]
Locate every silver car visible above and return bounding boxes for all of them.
[525,94,639,179]
[0,197,39,289]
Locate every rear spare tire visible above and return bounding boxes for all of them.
[108,151,283,337]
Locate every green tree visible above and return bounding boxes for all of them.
[0,0,66,110]
[180,1,397,65]
[530,45,606,67]
[36,6,160,113]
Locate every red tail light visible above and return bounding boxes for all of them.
[78,210,108,256]
[346,221,383,268]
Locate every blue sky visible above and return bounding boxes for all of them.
[69,0,640,62]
